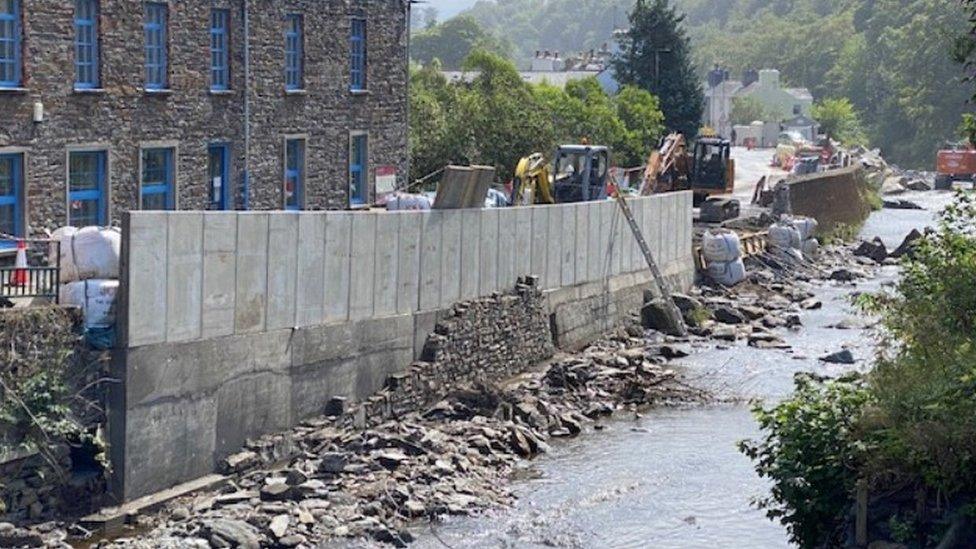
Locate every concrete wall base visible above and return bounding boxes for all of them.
[109,261,694,501]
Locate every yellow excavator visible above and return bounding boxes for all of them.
[512,145,611,205]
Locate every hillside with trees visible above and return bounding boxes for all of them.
[455,0,972,169]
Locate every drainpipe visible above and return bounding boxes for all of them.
[242,0,251,210]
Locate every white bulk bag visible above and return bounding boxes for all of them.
[52,226,121,283]
[701,230,742,264]
[801,238,821,258]
[60,279,119,329]
[706,258,747,286]
[768,223,802,250]
[789,216,819,241]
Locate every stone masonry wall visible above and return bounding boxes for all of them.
[0,0,408,235]
[354,277,556,426]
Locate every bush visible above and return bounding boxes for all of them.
[739,373,875,548]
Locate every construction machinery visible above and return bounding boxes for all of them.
[640,133,739,222]
[935,142,976,190]
[512,145,610,205]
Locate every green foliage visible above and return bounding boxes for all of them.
[812,98,867,147]
[739,373,876,548]
[612,0,704,138]
[960,113,976,146]
[411,16,512,70]
[729,96,772,126]
[409,52,665,182]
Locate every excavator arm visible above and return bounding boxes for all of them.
[512,153,555,205]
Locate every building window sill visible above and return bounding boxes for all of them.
[209,89,234,96]
[285,88,307,96]
[73,87,106,94]
[350,88,369,96]
[142,88,173,96]
[0,86,28,94]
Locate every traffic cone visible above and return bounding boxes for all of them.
[12,240,28,287]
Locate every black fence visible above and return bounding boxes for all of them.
[0,240,60,303]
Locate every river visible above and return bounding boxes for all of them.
[410,189,951,548]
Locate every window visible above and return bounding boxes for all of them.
[349,134,368,206]
[208,144,230,210]
[68,151,107,226]
[284,14,303,90]
[793,104,802,116]
[141,148,174,210]
[74,0,99,89]
[350,18,366,91]
[0,0,21,87]
[0,153,22,244]
[284,139,304,210]
[210,9,229,91]
[144,2,168,90]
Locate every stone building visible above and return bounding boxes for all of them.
[0,0,409,237]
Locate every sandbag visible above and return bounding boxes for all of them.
[706,258,747,286]
[701,229,741,264]
[801,238,820,258]
[60,279,118,329]
[385,193,432,211]
[51,226,121,282]
[768,223,802,250]
[788,216,819,241]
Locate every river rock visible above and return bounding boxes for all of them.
[268,514,290,538]
[640,300,686,336]
[260,483,293,502]
[883,198,923,210]
[854,238,888,263]
[891,229,923,258]
[830,268,857,282]
[904,179,931,191]
[713,306,746,325]
[820,349,855,364]
[202,519,262,549]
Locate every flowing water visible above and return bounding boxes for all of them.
[411,190,952,549]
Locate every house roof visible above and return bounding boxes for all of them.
[736,81,812,102]
[441,70,601,89]
[703,80,743,97]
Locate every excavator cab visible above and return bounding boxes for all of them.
[691,138,734,195]
[552,145,610,203]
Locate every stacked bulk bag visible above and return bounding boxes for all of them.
[768,223,802,251]
[790,216,820,258]
[702,229,747,286]
[51,226,121,347]
[769,216,820,259]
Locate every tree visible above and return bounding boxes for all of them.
[614,85,666,166]
[961,113,976,146]
[612,0,704,138]
[729,96,771,126]
[811,98,867,147]
[410,16,512,70]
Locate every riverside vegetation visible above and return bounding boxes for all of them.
[740,192,976,547]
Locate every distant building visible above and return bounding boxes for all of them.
[703,68,814,141]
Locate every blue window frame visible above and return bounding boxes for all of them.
[0,0,21,88]
[210,9,229,91]
[284,14,303,90]
[0,153,22,246]
[68,151,107,226]
[350,18,366,91]
[349,134,368,206]
[74,0,99,89]
[208,144,230,210]
[144,2,168,90]
[141,148,175,210]
[284,139,304,210]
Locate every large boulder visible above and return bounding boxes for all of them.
[641,299,687,337]
[854,238,888,263]
[890,229,923,259]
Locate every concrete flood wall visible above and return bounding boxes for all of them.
[788,166,872,234]
[110,192,694,500]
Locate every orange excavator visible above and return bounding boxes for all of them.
[640,133,739,221]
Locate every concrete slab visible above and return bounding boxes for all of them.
[418,211,442,311]
[439,210,462,308]
[598,201,613,280]
[396,213,422,314]
[349,214,377,320]
[610,202,623,276]
[560,204,575,287]
[373,213,399,318]
[497,208,517,290]
[513,207,532,279]
[479,208,499,295]
[81,474,227,534]
[201,214,237,339]
[459,209,481,300]
[545,205,562,290]
[126,213,169,347]
[234,214,269,334]
[586,202,601,283]
[529,206,548,283]
[574,204,587,283]
[266,214,299,330]
[324,213,352,323]
[295,214,326,327]
[166,213,204,343]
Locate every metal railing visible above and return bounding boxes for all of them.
[0,238,60,303]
